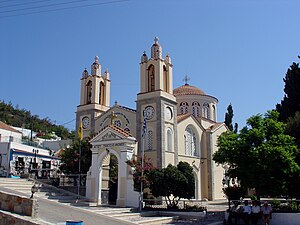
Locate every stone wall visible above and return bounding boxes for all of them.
[0,191,38,218]
[0,210,42,225]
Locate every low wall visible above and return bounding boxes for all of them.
[0,210,41,225]
[0,191,38,218]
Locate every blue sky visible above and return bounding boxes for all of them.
[1,0,300,131]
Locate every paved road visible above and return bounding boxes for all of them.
[0,186,134,225]
[38,198,135,225]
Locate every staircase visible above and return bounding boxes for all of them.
[0,178,175,224]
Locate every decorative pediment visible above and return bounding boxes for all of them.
[90,125,136,145]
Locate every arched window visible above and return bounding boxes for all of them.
[202,103,210,119]
[192,102,200,117]
[167,128,172,151]
[184,127,197,156]
[99,81,105,105]
[146,130,153,150]
[148,65,155,92]
[180,102,189,115]
[163,66,168,92]
[212,105,216,121]
[86,80,92,104]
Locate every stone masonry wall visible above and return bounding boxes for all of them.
[0,191,38,218]
[0,210,41,225]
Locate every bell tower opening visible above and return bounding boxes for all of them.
[148,64,155,92]
[86,80,92,104]
[163,65,168,92]
[99,81,105,105]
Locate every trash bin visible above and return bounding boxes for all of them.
[66,221,83,225]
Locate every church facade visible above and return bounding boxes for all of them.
[76,38,227,206]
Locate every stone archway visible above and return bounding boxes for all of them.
[85,125,139,207]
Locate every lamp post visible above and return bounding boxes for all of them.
[222,173,231,210]
[32,149,39,178]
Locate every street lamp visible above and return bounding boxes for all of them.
[222,173,231,210]
[32,149,39,177]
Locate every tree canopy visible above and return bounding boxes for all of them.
[0,100,73,139]
[213,111,300,198]
[60,138,92,175]
[147,162,195,208]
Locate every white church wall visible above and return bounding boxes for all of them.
[211,125,227,200]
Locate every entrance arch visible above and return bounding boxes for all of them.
[86,125,139,207]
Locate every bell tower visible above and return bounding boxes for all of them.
[76,56,111,137]
[136,37,178,168]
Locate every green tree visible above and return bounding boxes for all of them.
[60,138,92,175]
[276,60,300,122]
[213,111,300,198]
[147,162,195,208]
[224,103,238,133]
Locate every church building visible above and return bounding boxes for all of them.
[76,38,227,207]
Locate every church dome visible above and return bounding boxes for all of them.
[173,84,206,96]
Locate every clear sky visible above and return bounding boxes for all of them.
[1,0,300,131]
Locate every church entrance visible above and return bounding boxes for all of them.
[108,154,118,204]
[85,125,140,207]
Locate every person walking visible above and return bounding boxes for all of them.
[261,201,272,225]
[251,200,261,225]
[242,200,251,225]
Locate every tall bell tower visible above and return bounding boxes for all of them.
[136,37,178,168]
[76,56,111,137]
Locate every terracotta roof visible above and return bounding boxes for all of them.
[0,121,22,134]
[177,113,192,123]
[173,84,205,96]
[108,124,132,137]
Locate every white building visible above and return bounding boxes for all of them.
[76,38,228,207]
[0,121,60,177]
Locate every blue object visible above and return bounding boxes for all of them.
[9,175,20,178]
[66,221,83,225]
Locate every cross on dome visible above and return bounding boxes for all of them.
[183,75,190,85]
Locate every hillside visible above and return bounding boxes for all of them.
[0,100,74,139]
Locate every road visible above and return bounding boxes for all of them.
[0,186,134,225]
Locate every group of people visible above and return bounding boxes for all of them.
[227,200,273,225]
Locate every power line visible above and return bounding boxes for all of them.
[0,0,100,13]
[0,0,129,18]
[0,0,52,9]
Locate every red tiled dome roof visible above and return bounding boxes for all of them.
[173,84,205,96]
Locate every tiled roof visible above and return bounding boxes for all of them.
[0,121,22,134]
[177,113,192,123]
[108,124,132,137]
[173,84,205,96]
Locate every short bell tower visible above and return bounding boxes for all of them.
[76,56,111,137]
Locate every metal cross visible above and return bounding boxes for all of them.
[183,75,190,85]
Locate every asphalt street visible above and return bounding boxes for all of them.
[0,186,134,225]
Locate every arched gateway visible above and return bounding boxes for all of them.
[86,125,139,207]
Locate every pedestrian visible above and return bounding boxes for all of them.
[30,183,38,199]
[251,200,261,225]
[242,200,251,225]
[261,201,272,225]
[227,201,240,225]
